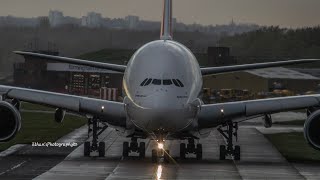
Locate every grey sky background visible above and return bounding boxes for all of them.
[1,0,319,28]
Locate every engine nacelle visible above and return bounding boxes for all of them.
[54,108,66,123]
[0,101,21,142]
[304,110,320,150]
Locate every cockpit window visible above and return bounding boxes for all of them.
[152,79,162,85]
[176,79,184,87]
[163,79,172,85]
[144,78,152,86]
[172,79,180,87]
[140,78,148,86]
[140,78,184,87]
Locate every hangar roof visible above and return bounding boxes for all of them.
[47,63,122,74]
[246,67,319,80]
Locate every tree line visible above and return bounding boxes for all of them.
[219,26,320,65]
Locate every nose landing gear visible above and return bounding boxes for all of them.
[179,138,202,160]
[151,140,170,163]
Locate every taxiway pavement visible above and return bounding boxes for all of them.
[34,126,320,180]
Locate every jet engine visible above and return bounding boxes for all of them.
[304,110,320,150]
[0,101,21,142]
[54,108,66,123]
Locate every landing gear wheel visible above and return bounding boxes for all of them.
[196,144,203,160]
[180,143,186,159]
[234,145,240,161]
[84,142,90,157]
[152,149,158,163]
[219,145,226,160]
[123,142,129,157]
[164,150,170,163]
[98,142,105,157]
[139,142,146,158]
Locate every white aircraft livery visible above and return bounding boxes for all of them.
[1,0,320,162]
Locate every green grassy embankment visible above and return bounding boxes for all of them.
[266,132,320,162]
[0,111,86,151]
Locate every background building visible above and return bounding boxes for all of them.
[81,12,103,28]
[13,51,123,101]
[125,16,140,29]
[49,10,64,27]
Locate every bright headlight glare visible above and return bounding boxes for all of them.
[158,143,164,149]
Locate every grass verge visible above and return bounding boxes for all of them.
[21,102,55,111]
[0,112,87,151]
[265,132,320,163]
[273,120,305,126]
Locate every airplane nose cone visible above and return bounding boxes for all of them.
[127,90,197,132]
[141,90,185,110]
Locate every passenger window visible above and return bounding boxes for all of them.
[152,79,162,85]
[140,78,148,86]
[176,79,184,87]
[163,79,172,85]
[172,79,180,87]
[144,78,152,86]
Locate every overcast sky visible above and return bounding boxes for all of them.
[1,0,319,28]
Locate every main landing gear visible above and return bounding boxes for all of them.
[122,137,146,158]
[83,117,108,157]
[218,122,240,160]
[180,138,203,160]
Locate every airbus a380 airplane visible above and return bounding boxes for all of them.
[1,0,320,162]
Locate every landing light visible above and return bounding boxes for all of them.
[158,143,164,149]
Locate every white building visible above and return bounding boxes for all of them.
[125,16,140,29]
[81,12,103,28]
[49,10,64,27]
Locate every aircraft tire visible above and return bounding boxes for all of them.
[219,145,226,160]
[123,142,129,157]
[164,150,170,163]
[84,142,90,157]
[234,145,241,161]
[152,149,158,163]
[139,142,146,158]
[180,143,186,159]
[98,142,105,157]
[196,144,202,160]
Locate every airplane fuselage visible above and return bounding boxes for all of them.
[123,40,203,134]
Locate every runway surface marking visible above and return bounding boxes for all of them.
[0,160,27,176]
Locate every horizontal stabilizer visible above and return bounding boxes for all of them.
[14,51,127,73]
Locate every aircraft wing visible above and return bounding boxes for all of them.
[201,59,320,76]
[0,85,126,126]
[198,95,320,129]
[14,51,127,73]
